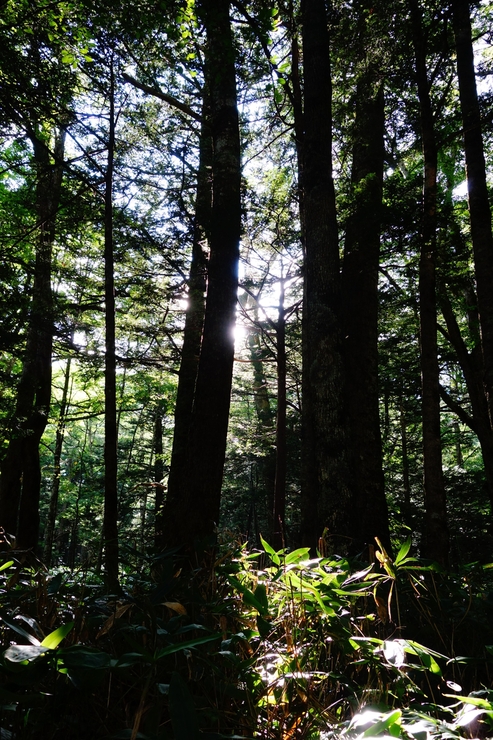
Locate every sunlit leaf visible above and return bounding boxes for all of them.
[41,621,74,649]
[4,645,48,663]
[394,538,412,566]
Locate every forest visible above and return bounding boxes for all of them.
[1,0,493,737]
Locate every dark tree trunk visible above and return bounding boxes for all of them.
[410,0,449,566]
[300,0,349,552]
[43,355,72,566]
[103,58,119,592]
[342,73,390,553]
[400,401,411,512]
[0,128,65,549]
[164,0,241,549]
[246,304,275,539]
[162,88,212,548]
[273,275,287,549]
[153,405,165,549]
[452,0,493,429]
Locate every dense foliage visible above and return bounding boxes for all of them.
[2,0,493,735]
[1,540,493,738]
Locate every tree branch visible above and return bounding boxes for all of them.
[122,73,202,123]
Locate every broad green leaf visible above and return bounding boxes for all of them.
[1,616,40,646]
[154,633,220,660]
[284,547,311,564]
[58,647,110,670]
[402,640,443,675]
[444,694,493,710]
[362,709,402,737]
[254,583,268,613]
[0,560,13,572]
[256,615,271,639]
[113,652,149,668]
[394,538,412,566]
[4,645,48,663]
[229,577,269,615]
[41,621,74,649]
[260,535,280,565]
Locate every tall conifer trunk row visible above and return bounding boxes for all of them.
[164,0,241,549]
[0,129,65,549]
[410,0,449,567]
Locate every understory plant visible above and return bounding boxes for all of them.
[0,539,492,738]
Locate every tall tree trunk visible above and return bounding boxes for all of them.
[103,57,119,592]
[300,0,349,552]
[153,404,165,549]
[452,0,493,429]
[43,355,72,566]
[0,128,65,549]
[273,274,287,549]
[164,0,241,549]
[400,400,411,512]
[162,88,212,548]
[246,302,275,539]
[342,70,390,553]
[410,0,449,566]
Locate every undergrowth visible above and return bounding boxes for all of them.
[0,538,492,738]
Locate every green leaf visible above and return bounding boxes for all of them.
[114,652,149,668]
[4,645,48,663]
[0,560,13,572]
[256,615,271,639]
[362,709,402,737]
[402,640,444,675]
[169,671,200,740]
[394,538,412,566]
[1,616,40,646]
[229,577,269,615]
[154,633,220,660]
[41,621,74,649]
[260,535,280,565]
[444,694,493,710]
[285,547,311,564]
[58,647,110,670]
[254,583,268,613]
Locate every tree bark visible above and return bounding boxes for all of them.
[162,86,212,549]
[153,404,165,549]
[300,0,350,552]
[43,355,72,566]
[246,302,275,540]
[342,73,390,553]
[273,275,287,549]
[410,0,449,566]
[164,0,241,549]
[452,0,493,429]
[103,57,119,592]
[0,127,65,549]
